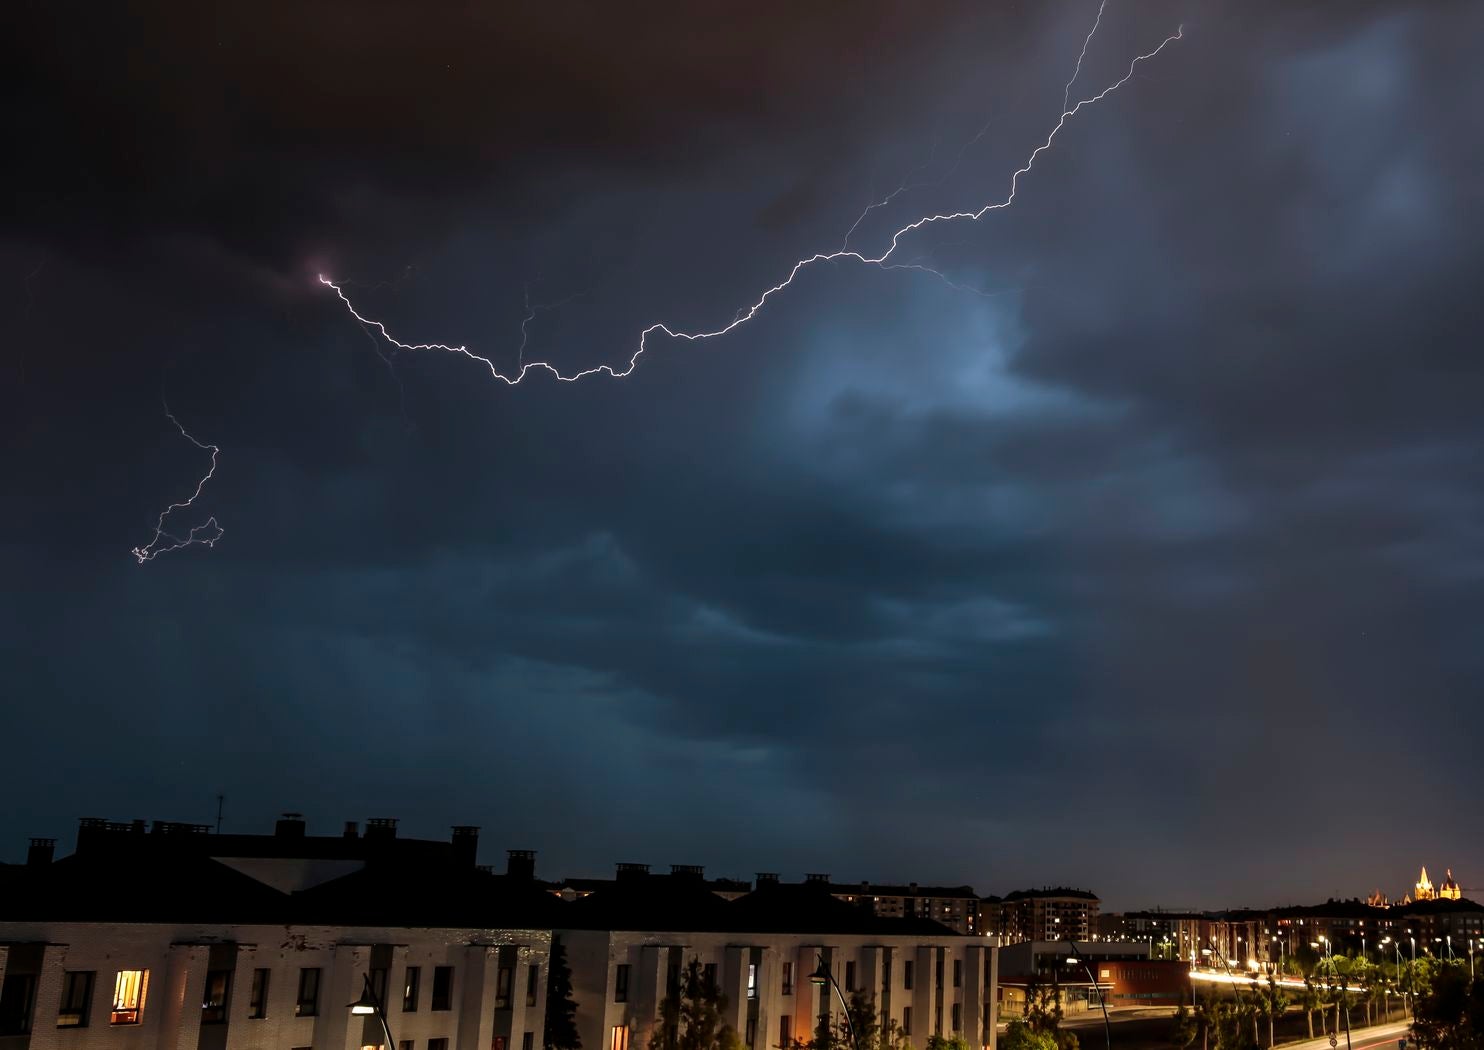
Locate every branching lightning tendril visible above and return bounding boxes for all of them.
[320,15,1182,389]
[132,404,223,564]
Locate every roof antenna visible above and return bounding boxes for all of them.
[215,793,225,833]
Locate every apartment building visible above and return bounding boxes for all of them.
[1,818,1000,1050]
[997,889,1099,944]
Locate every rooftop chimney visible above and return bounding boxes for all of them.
[451,826,480,867]
[506,849,536,880]
[756,872,779,886]
[670,864,705,880]
[343,821,360,839]
[275,813,307,838]
[27,838,56,866]
[616,862,650,881]
[365,817,398,840]
[806,873,832,884]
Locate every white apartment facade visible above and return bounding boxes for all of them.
[0,922,550,1050]
[560,929,999,1050]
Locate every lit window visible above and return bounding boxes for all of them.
[111,970,148,1025]
[611,1026,630,1050]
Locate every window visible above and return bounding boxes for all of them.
[296,968,321,1017]
[844,962,855,993]
[111,970,149,1025]
[403,968,420,1012]
[903,962,914,991]
[611,1026,630,1050]
[0,974,37,1035]
[249,969,270,1019]
[745,1018,757,1047]
[370,968,389,1005]
[523,1034,535,1050]
[747,963,757,1000]
[952,960,961,988]
[399,1042,414,1050]
[201,970,231,1024]
[902,1008,912,1036]
[703,964,717,990]
[781,962,792,995]
[432,967,453,1011]
[952,1004,962,1031]
[58,971,94,1027]
[615,965,630,1003]
[429,1040,449,1050]
[779,1015,792,1048]
[526,965,539,1008]
[496,966,513,1009]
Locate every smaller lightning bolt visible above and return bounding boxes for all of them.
[132,403,223,564]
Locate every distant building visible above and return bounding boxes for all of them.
[997,942,1186,1015]
[999,888,1099,944]
[1414,867,1463,902]
[808,875,983,937]
[1098,910,1204,961]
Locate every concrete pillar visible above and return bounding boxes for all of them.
[457,945,500,1050]
[158,944,210,1050]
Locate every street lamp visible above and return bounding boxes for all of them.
[348,973,397,1050]
[1060,937,1111,1050]
[810,954,860,1050]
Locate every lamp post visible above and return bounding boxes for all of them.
[810,954,860,1050]
[1329,971,1353,1050]
[1060,938,1111,1050]
[349,972,398,1050]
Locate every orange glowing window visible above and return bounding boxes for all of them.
[111,970,148,1025]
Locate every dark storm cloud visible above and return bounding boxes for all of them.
[5,0,1482,907]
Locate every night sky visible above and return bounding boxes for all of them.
[5,0,1482,911]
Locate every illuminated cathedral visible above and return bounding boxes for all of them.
[1400,872,1460,901]
[1367,867,1462,907]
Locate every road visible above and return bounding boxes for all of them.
[1272,1020,1412,1050]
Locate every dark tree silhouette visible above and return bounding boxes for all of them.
[545,937,582,1050]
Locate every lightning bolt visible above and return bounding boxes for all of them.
[321,10,1182,388]
[132,403,223,564]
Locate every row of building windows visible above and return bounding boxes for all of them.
[624,956,960,1006]
[0,962,537,1034]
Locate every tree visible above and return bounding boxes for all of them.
[925,1037,972,1050]
[1001,1021,1059,1050]
[650,959,744,1050]
[545,937,582,1050]
[1299,977,1322,1039]
[1410,964,1484,1050]
[1172,996,1199,1050]
[1254,976,1290,1050]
